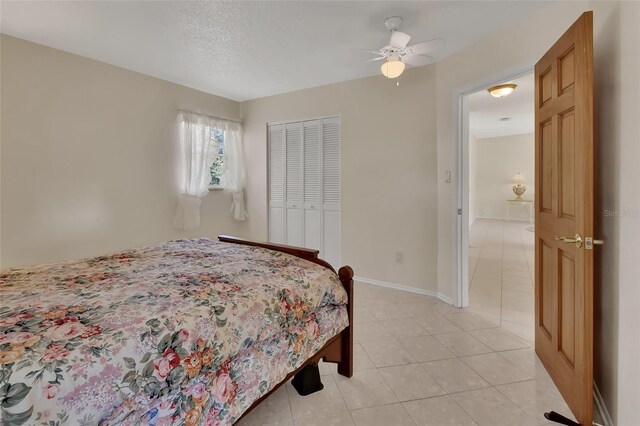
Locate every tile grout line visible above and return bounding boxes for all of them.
[520,219,535,288]
[345,374,542,408]
[457,351,534,386]
[469,220,498,325]
[508,220,535,342]
[468,219,489,292]
[499,220,505,329]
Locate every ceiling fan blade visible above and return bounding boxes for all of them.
[365,56,387,62]
[403,54,434,67]
[406,38,445,55]
[390,31,411,48]
[352,48,386,55]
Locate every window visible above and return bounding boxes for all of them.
[208,128,225,189]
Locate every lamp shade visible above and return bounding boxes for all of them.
[512,173,525,184]
[381,60,405,79]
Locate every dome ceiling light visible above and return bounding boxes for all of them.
[488,83,517,98]
[380,59,405,79]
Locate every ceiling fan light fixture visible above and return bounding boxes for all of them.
[381,60,405,79]
[488,83,517,98]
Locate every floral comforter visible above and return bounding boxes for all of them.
[0,238,349,425]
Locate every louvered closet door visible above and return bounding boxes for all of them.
[268,124,285,244]
[303,120,323,253]
[285,122,304,247]
[322,117,341,268]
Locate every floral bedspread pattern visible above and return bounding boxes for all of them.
[0,238,348,425]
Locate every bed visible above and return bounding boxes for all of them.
[0,236,353,425]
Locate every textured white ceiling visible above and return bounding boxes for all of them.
[1,1,549,101]
[469,73,534,139]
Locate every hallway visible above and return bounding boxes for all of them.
[468,219,535,343]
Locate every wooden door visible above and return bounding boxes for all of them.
[535,11,594,425]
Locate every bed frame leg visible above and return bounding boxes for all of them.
[337,266,354,378]
[292,363,324,396]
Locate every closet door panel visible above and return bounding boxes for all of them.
[303,120,322,250]
[323,210,341,268]
[286,209,303,247]
[285,122,303,245]
[286,123,303,207]
[304,209,322,253]
[304,120,322,208]
[269,207,285,245]
[322,117,341,211]
[322,117,341,266]
[268,124,285,244]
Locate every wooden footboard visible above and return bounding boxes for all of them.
[218,235,353,422]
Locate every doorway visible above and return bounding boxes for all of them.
[453,12,595,425]
[462,73,536,343]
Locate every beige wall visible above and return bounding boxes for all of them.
[592,2,640,424]
[435,2,639,423]
[470,133,534,222]
[241,66,439,294]
[0,35,249,267]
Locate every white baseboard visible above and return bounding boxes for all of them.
[353,275,455,306]
[593,382,613,426]
[437,292,455,305]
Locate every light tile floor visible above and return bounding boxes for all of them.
[468,219,535,343]
[238,280,575,426]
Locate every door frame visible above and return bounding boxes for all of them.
[453,65,534,308]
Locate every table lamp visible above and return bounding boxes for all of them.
[512,173,526,200]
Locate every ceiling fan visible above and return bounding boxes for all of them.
[369,16,445,79]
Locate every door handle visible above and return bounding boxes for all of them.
[555,233,583,248]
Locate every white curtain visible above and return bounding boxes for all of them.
[221,124,248,221]
[173,112,218,230]
[174,111,247,230]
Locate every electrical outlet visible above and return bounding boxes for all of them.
[395,252,404,264]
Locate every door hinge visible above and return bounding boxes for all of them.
[585,237,604,250]
[457,208,462,215]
